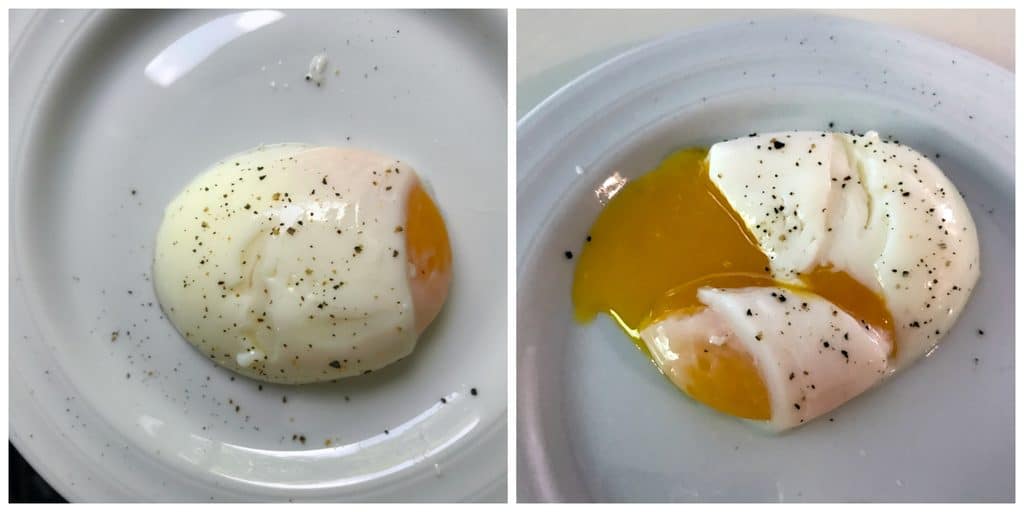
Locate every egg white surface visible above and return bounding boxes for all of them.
[641,287,890,431]
[154,144,421,384]
[709,130,979,367]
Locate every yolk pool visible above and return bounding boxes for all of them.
[571,147,894,421]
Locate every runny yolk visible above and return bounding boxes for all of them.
[571,147,893,421]
[405,180,453,334]
[573,149,768,329]
[800,266,896,356]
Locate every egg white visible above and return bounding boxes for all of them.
[154,144,421,384]
[708,130,979,367]
[642,287,890,430]
[640,130,979,429]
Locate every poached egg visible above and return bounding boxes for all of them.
[154,144,452,384]
[572,131,979,430]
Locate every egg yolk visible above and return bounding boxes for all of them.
[800,266,895,356]
[572,147,893,421]
[676,335,774,421]
[405,180,453,334]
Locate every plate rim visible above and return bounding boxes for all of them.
[517,13,1013,154]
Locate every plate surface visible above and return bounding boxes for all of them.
[11,9,507,502]
[517,16,1013,502]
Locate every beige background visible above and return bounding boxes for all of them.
[517,9,1015,118]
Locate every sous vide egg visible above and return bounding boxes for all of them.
[154,144,452,384]
[572,131,979,430]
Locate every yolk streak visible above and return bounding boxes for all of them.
[799,266,896,356]
[571,147,894,421]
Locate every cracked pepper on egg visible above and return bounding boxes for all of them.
[154,144,452,384]
[572,131,979,430]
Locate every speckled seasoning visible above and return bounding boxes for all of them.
[152,144,453,384]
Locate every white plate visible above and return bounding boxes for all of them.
[517,16,1012,502]
[11,9,507,502]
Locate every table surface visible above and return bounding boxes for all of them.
[517,9,1014,118]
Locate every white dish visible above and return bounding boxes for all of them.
[517,16,1012,502]
[11,9,507,502]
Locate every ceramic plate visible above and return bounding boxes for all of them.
[517,16,1012,502]
[11,9,507,502]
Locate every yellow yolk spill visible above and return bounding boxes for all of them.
[571,147,894,421]
[573,149,769,329]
